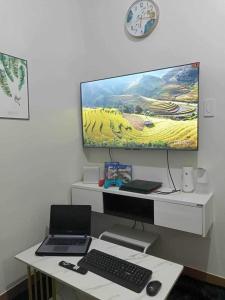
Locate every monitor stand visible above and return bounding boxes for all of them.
[99,224,158,253]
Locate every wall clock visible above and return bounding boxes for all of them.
[125,0,159,38]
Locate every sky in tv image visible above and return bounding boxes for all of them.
[81,63,199,150]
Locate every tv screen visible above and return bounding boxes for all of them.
[80,63,199,150]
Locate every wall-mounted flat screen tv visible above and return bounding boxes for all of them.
[80,63,199,150]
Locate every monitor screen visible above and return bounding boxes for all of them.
[80,63,199,150]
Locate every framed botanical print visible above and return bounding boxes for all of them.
[0,52,29,119]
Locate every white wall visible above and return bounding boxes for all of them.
[0,0,86,294]
[79,0,225,278]
[1,0,225,294]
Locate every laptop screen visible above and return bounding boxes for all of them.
[49,205,91,235]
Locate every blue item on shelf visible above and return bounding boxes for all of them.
[104,178,123,189]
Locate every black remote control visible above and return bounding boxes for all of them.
[59,261,88,274]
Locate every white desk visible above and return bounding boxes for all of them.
[15,237,183,300]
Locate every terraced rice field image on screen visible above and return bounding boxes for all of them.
[81,63,199,150]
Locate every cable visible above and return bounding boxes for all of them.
[152,190,180,195]
[132,220,136,229]
[109,148,113,162]
[166,150,178,192]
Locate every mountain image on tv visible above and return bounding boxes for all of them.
[81,63,199,150]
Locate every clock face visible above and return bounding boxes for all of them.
[125,0,159,38]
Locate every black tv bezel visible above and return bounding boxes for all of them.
[80,62,200,151]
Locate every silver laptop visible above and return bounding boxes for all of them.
[35,205,92,256]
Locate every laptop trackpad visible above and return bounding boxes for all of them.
[54,246,69,252]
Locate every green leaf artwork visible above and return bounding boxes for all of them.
[0,69,12,97]
[0,52,27,105]
[11,57,19,78]
[0,54,14,82]
[0,52,29,119]
[18,65,25,90]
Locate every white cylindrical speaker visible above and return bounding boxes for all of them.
[182,167,194,193]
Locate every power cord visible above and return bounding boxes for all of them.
[132,220,145,231]
[132,220,137,229]
[153,150,180,195]
[166,149,177,191]
[109,148,113,162]
[153,190,179,195]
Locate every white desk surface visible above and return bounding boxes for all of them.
[15,237,183,300]
[72,182,213,207]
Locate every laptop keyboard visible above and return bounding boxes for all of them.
[47,237,86,246]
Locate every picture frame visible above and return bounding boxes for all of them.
[0,52,29,119]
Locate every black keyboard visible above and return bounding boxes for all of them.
[77,249,152,293]
[46,237,86,246]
